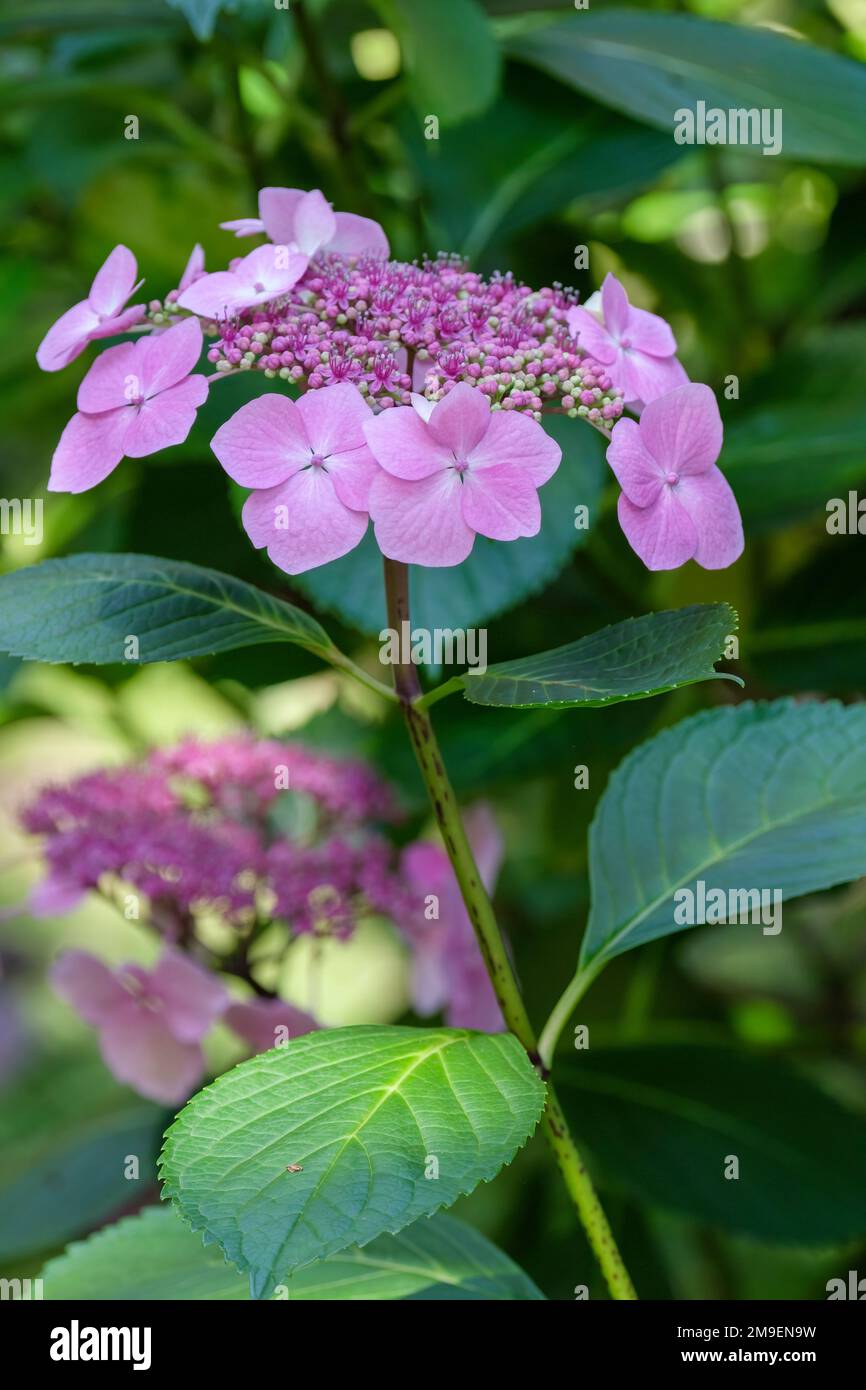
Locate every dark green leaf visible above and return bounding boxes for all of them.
[560,1045,866,1243]
[460,603,739,709]
[40,1205,544,1300]
[513,12,866,166]
[0,553,334,665]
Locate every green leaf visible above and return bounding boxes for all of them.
[293,415,604,634]
[0,1055,164,1262]
[381,0,500,126]
[40,1205,544,1300]
[512,11,866,166]
[580,699,866,972]
[0,553,334,666]
[459,603,739,709]
[559,1045,866,1244]
[160,1025,545,1299]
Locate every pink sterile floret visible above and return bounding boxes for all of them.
[567,272,687,411]
[36,245,147,372]
[177,243,309,319]
[221,185,389,259]
[606,382,744,571]
[362,382,562,566]
[48,317,208,493]
[210,380,380,574]
[51,948,229,1104]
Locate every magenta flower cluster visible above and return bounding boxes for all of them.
[23,736,506,1102]
[36,184,743,579]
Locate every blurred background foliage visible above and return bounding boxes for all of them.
[1,0,866,1301]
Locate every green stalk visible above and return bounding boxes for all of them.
[383,558,637,1300]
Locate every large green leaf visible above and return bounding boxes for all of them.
[40,1204,544,1301]
[293,415,604,634]
[0,553,333,665]
[579,699,866,972]
[459,603,738,709]
[380,0,500,126]
[559,1045,866,1244]
[512,12,866,166]
[160,1025,545,1299]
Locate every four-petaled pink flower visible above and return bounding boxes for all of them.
[567,273,687,410]
[36,245,146,372]
[211,381,380,574]
[177,243,308,320]
[49,317,208,493]
[222,186,389,259]
[362,384,561,566]
[51,949,229,1104]
[606,382,743,571]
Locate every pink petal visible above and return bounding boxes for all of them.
[36,300,99,372]
[606,416,665,508]
[428,382,490,458]
[211,393,311,488]
[51,951,129,1027]
[149,949,229,1044]
[466,410,561,486]
[295,381,371,457]
[48,407,131,493]
[177,270,252,319]
[676,466,744,570]
[99,1004,206,1105]
[179,244,206,291]
[219,218,266,238]
[243,467,368,574]
[137,316,204,398]
[76,340,139,413]
[225,998,318,1054]
[369,468,474,566]
[410,392,436,422]
[293,189,337,256]
[88,245,138,318]
[122,375,208,458]
[461,463,541,541]
[87,303,147,343]
[364,403,452,480]
[329,212,390,257]
[627,305,677,358]
[325,446,381,512]
[600,273,630,338]
[639,382,722,474]
[617,488,697,571]
[258,186,306,243]
[617,349,689,410]
[566,305,616,366]
[236,243,308,296]
[30,875,86,917]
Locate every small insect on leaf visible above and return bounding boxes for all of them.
[286,1164,303,1173]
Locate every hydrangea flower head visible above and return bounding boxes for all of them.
[567,272,687,410]
[36,245,146,372]
[362,383,562,566]
[606,382,743,570]
[49,317,208,493]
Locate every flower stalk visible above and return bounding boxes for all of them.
[383,557,638,1300]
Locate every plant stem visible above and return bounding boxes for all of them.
[382,557,637,1300]
[537,963,602,1071]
